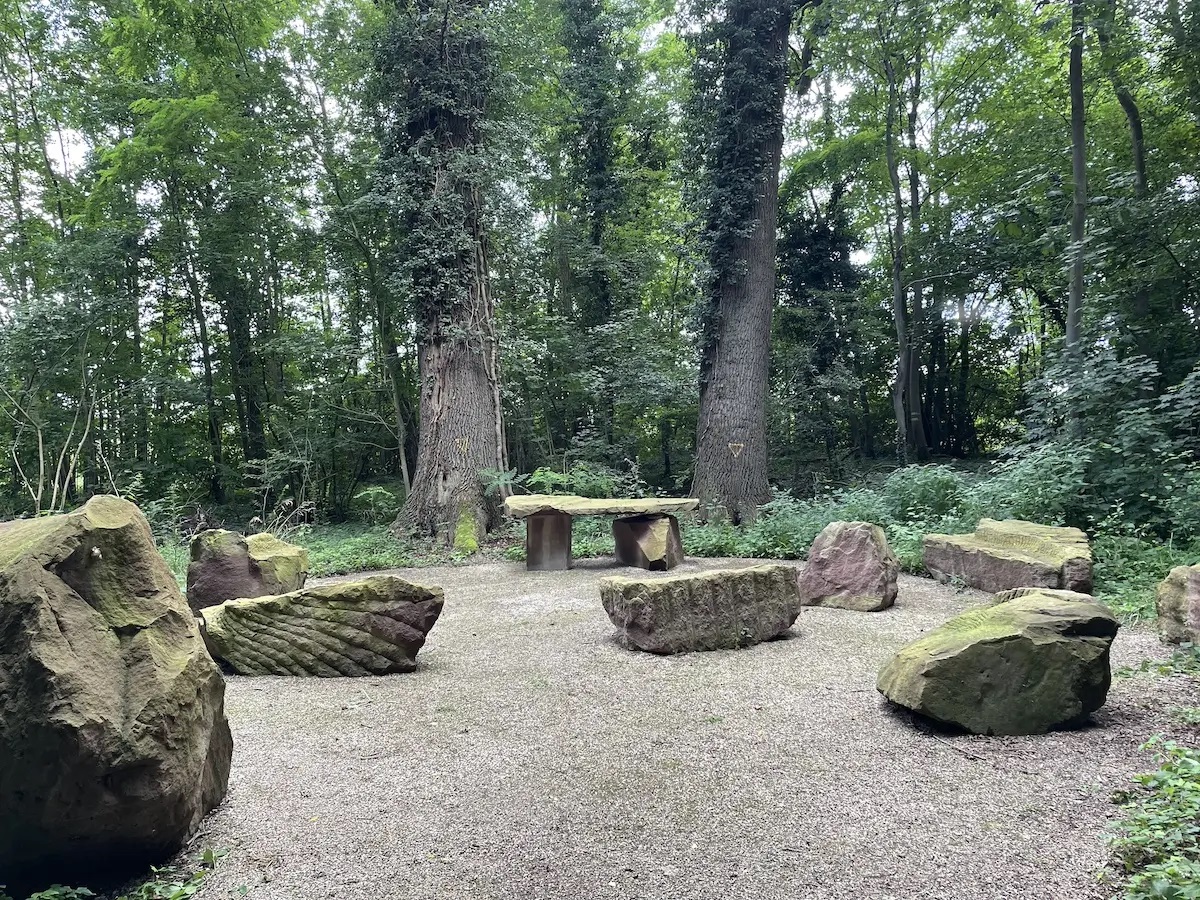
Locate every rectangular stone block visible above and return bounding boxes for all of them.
[599,564,800,654]
[526,510,573,571]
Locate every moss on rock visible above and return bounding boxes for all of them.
[0,496,231,893]
[201,575,444,676]
[186,529,308,610]
[923,518,1093,593]
[877,591,1119,735]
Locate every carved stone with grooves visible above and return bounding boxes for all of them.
[923,518,1092,593]
[200,575,444,676]
[600,564,800,654]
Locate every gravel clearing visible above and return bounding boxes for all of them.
[191,557,1180,900]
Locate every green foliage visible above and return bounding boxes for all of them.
[1025,353,1200,541]
[1094,536,1198,622]
[1171,707,1200,727]
[1119,645,1200,680]
[514,461,647,499]
[6,849,227,900]
[351,487,401,526]
[298,525,415,576]
[1110,740,1200,899]
[964,443,1092,526]
[880,466,965,523]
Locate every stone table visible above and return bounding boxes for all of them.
[503,494,700,571]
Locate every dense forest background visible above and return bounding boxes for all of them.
[1,0,1198,547]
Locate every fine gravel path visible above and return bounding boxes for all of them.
[193,558,1179,900]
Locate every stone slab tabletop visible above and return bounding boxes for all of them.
[503,494,700,519]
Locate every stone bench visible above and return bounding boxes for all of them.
[503,494,700,571]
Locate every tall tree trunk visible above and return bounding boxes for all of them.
[955,296,979,456]
[388,0,506,546]
[181,251,226,503]
[691,0,796,523]
[1066,0,1088,351]
[884,56,911,461]
[170,182,226,503]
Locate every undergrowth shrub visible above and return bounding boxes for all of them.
[299,525,415,576]
[1093,536,1197,622]
[881,465,965,523]
[1110,739,1200,899]
[964,442,1092,526]
[522,461,644,499]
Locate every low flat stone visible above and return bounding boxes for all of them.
[798,521,898,611]
[200,575,444,676]
[504,494,699,519]
[1156,565,1200,645]
[877,590,1119,735]
[187,529,308,611]
[612,514,683,571]
[923,518,1092,593]
[599,564,799,654]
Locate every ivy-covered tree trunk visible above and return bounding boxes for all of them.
[381,0,506,547]
[691,0,797,523]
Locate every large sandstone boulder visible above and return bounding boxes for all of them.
[923,518,1092,593]
[1156,565,1200,645]
[877,591,1119,735]
[0,496,232,894]
[186,529,308,611]
[612,514,683,571]
[599,564,800,654]
[798,521,898,611]
[200,575,444,675]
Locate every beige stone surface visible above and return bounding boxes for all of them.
[612,514,683,571]
[504,493,699,519]
[1156,564,1200,645]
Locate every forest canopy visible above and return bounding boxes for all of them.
[0,0,1197,544]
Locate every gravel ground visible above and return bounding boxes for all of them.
[191,557,1181,900]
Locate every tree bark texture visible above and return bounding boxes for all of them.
[390,0,506,545]
[1066,0,1087,351]
[691,0,795,524]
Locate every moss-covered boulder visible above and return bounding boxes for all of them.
[877,591,1118,735]
[200,575,444,675]
[923,518,1092,593]
[1156,565,1200,645]
[0,496,232,895]
[797,521,898,611]
[599,564,800,654]
[186,529,308,611]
